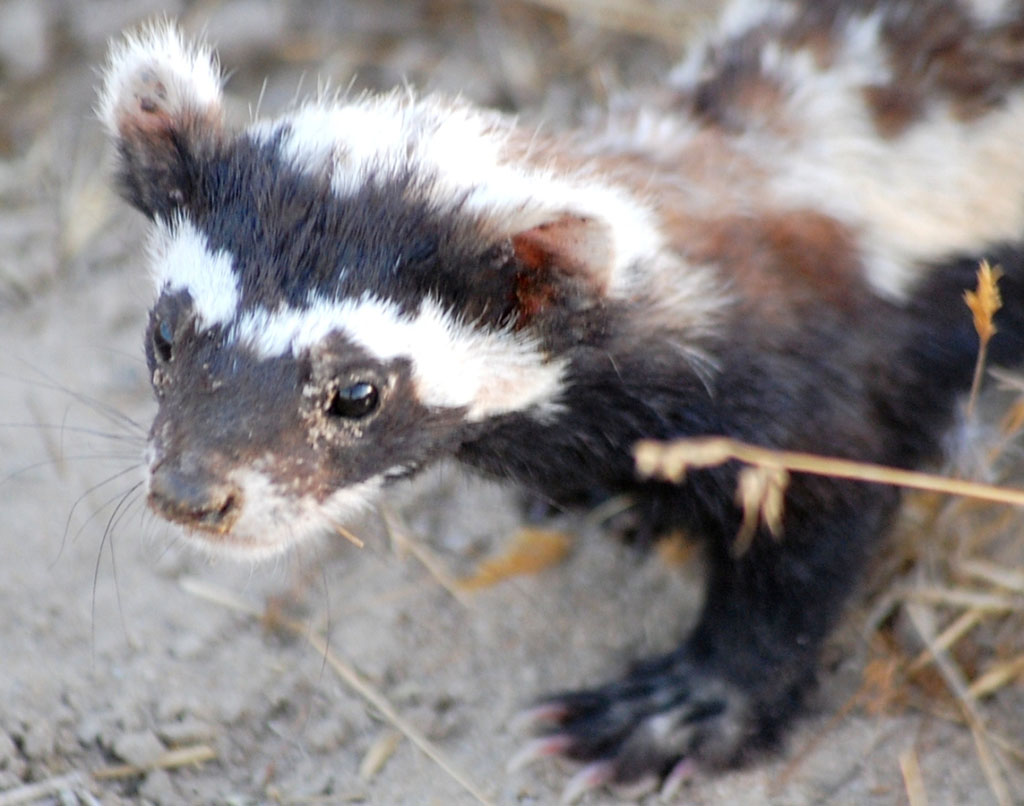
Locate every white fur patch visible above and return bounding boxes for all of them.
[964,0,1017,25]
[234,295,566,421]
[174,466,381,559]
[148,218,240,328]
[716,0,797,41]
[656,1,1024,302]
[98,22,221,137]
[713,5,1024,300]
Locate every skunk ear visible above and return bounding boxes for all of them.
[98,23,224,220]
[509,212,613,324]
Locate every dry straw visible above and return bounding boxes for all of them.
[178,576,497,806]
[635,263,1024,804]
[965,260,1004,418]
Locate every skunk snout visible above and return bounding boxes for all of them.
[148,462,242,534]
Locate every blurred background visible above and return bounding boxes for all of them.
[0,0,722,311]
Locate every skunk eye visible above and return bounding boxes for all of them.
[326,382,379,419]
[153,319,174,363]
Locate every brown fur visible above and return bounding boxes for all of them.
[672,210,868,323]
[875,1,1024,131]
[780,0,1024,136]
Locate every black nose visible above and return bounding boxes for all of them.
[148,464,242,533]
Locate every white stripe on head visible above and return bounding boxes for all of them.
[147,218,240,328]
[99,22,221,137]
[259,98,447,198]
[234,295,565,421]
[249,92,665,300]
[254,92,508,198]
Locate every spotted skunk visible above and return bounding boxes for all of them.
[99,0,1024,798]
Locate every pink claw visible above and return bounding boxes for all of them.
[509,701,570,733]
[507,734,573,773]
[610,774,658,800]
[561,760,616,804]
[660,758,696,800]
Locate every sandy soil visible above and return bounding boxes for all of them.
[1,2,1020,805]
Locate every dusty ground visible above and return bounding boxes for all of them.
[1,2,1021,805]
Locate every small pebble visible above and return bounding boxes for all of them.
[156,718,215,747]
[112,730,165,767]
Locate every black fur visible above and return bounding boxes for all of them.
[161,131,525,331]
[456,246,1024,779]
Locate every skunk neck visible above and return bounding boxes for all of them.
[455,315,724,500]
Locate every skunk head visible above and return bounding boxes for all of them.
[98,24,709,555]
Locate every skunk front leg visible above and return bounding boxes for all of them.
[521,473,898,792]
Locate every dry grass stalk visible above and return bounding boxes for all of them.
[882,407,1024,799]
[91,744,218,780]
[733,465,788,554]
[0,773,86,806]
[0,746,218,806]
[359,730,403,781]
[905,602,1014,806]
[898,585,1023,613]
[899,747,929,806]
[966,655,1024,700]
[965,261,1004,419]
[635,436,1024,507]
[956,558,1024,593]
[178,576,496,806]
[378,505,471,606]
[996,395,1024,442]
[906,609,983,674]
[988,732,1024,764]
[334,522,365,548]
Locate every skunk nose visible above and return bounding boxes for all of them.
[148,464,242,533]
